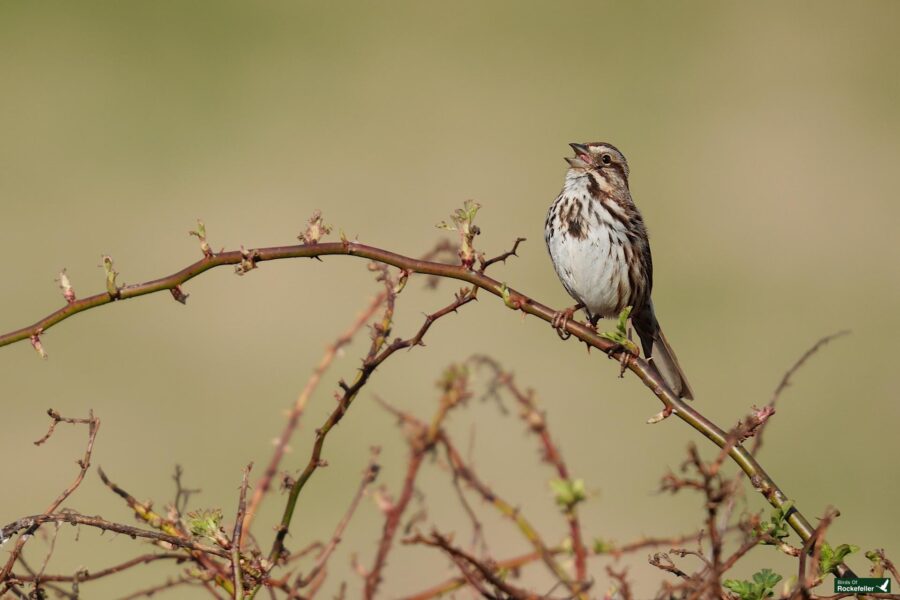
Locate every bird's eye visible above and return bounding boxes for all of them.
[601,154,612,165]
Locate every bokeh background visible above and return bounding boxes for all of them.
[1,1,898,597]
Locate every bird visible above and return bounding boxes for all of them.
[544,142,693,399]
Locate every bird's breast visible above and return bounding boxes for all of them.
[546,193,634,319]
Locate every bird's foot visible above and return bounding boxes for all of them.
[598,306,640,377]
[551,303,584,340]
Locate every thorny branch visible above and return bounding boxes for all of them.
[0,513,231,560]
[293,448,380,596]
[242,241,457,543]
[8,553,186,584]
[258,267,479,598]
[438,431,585,596]
[406,531,563,600]
[363,368,469,599]
[241,292,384,542]
[470,355,589,582]
[0,223,854,578]
[97,467,237,594]
[401,529,727,600]
[0,209,878,597]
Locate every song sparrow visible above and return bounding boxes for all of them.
[544,142,693,399]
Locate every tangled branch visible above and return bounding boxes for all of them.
[0,207,874,598]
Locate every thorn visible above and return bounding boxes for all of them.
[169,286,189,304]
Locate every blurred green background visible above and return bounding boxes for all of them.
[1,1,898,597]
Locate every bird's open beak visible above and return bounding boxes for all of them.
[565,143,591,168]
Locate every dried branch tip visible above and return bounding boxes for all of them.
[437,200,482,269]
[646,408,673,424]
[31,329,47,359]
[738,405,776,441]
[56,269,76,303]
[188,219,213,258]
[300,210,332,245]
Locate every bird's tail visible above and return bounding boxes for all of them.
[632,302,694,400]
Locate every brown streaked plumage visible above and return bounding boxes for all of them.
[544,142,694,399]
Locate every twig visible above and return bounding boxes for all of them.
[11,553,185,584]
[34,522,61,587]
[7,554,77,600]
[232,464,253,599]
[407,531,561,600]
[400,549,543,600]
[669,546,712,569]
[720,332,848,561]
[263,283,477,581]
[365,367,468,599]
[470,355,588,582]
[447,459,487,554]
[690,445,726,586]
[97,468,234,593]
[281,542,325,566]
[0,409,100,584]
[116,576,200,600]
[364,446,428,598]
[242,291,386,540]
[403,528,724,600]
[479,237,526,271]
[719,534,770,573]
[868,549,900,581]
[605,566,633,600]
[172,465,201,518]
[438,432,583,596]
[754,331,850,457]
[794,508,839,598]
[597,528,736,559]
[32,409,95,446]
[295,448,380,595]
[1,513,231,559]
[648,552,690,579]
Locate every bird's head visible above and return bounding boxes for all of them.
[565,142,630,184]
